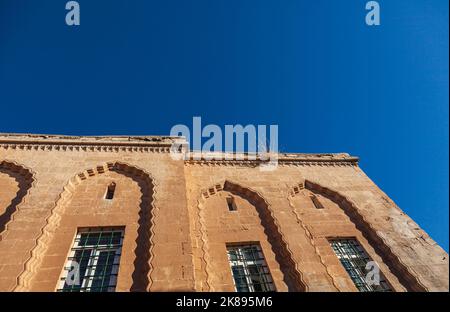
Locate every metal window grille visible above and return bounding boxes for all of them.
[330,238,392,292]
[57,228,124,292]
[226,244,275,292]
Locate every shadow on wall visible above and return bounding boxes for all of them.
[203,180,306,291]
[304,180,427,292]
[0,161,34,241]
[12,162,155,292]
[115,166,155,292]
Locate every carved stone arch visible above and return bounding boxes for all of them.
[198,180,306,292]
[0,160,36,241]
[15,162,158,292]
[291,179,427,292]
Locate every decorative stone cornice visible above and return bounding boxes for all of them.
[186,152,359,167]
[0,133,359,166]
[0,133,178,153]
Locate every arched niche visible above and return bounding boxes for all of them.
[288,180,427,292]
[197,180,306,292]
[15,162,156,292]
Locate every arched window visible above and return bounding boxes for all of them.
[105,182,116,200]
[226,196,237,211]
[310,194,324,209]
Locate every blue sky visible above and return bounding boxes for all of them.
[0,0,448,251]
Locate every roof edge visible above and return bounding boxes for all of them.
[0,133,359,163]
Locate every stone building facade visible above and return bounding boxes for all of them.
[0,134,448,292]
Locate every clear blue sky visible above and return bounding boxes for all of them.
[0,0,448,251]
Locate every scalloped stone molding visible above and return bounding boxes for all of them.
[286,181,340,291]
[302,180,427,291]
[14,162,158,292]
[197,180,307,291]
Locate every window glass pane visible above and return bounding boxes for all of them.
[227,244,275,292]
[90,250,117,292]
[58,228,124,292]
[62,249,92,291]
[242,246,258,261]
[228,249,239,261]
[232,266,249,292]
[330,239,391,292]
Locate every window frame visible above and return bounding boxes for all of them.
[226,196,237,211]
[104,182,116,200]
[226,243,275,292]
[329,237,392,292]
[310,194,324,209]
[57,227,124,292]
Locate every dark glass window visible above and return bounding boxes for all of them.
[226,196,237,211]
[227,244,275,292]
[105,182,116,200]
[330,238,392,292]
[58,228,124,292]
[310,195,324,209]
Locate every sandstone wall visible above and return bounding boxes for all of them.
[0,135,447,291]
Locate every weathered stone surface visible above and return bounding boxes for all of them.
[0,134,447,292]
